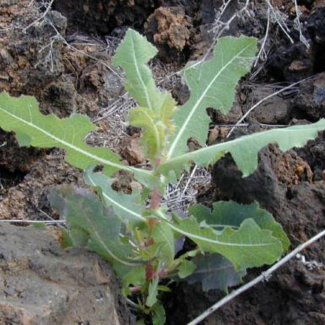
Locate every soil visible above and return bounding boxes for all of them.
[1,0,325,324]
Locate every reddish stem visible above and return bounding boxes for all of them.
[150,189,161,210]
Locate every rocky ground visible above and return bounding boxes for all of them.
[0,0,325,324]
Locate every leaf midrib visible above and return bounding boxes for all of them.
[87,173,146,222]
[130,33,153,111]
[167,43,253,159]
[0,106,151,178]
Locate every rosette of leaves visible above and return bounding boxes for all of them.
[0,29,325,324]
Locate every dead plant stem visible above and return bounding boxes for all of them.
[227,77,312,138]
[23,0,54,32]
[0,219,66,224]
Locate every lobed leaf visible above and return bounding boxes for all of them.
[112,29,160,112]
[0,92,154,186]
[85,170,175,266]
[167,215,283,270]
[113,29,177,160]
[189,201,290,251]
[152,302,166,325]
[167,36,257,159]
[158,119,325,178]
[177,260,196,279]
[122,265,146,295]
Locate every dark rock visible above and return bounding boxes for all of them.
[53,0,159,34]
[0,150,84,220]
[171,80,190,105]
[40,79,77,117]
[0,6,67,94]
[307,8,325,45]
[291,72,325,121]
[267,43,314,81]
[243,86,291,124]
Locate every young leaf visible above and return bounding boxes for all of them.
[129,107,166,160]
[177,259,196,279]
[152,302,166,325]
[112,29,177,160]
[112,29,176,116]
[184,253,246,292]
[122,265,146,296]
[167,36,257,159]
[166,216,283,270]
[147,277,159,307]
[158,119,325,178]
[0,92,154,186]
[189,201,290,251]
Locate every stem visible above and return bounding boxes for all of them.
[187,229,325,325]
[150,189,161,210]
[149,157,162,211]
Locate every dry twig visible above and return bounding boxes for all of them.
[188,228,325,325]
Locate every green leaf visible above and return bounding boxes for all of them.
[185,253,246,292]
[51,188,144,272]
[60,229,74,248]
[147,277,159,307]
[166,216,283,270]
[157,285,171,292]
[190,201,290,251]
[136,320,146,325]
[85,168,146,226]
[0,92,154,186]
[0,93,120,174]
[129,107,166,160]
[152,222,175,266]
[152,302,166,325]
[158,119,325,178]
[122,265,146,295]
[32,222,46,229]
[112,29,175,115]
[167,36,257,159]
[113,29,177,160]
[177,260,196,278]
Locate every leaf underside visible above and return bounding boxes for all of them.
[185,253,246,292]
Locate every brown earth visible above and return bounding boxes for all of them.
[0,0,325,324]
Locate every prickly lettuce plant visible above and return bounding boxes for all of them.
[0,29,325,323]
